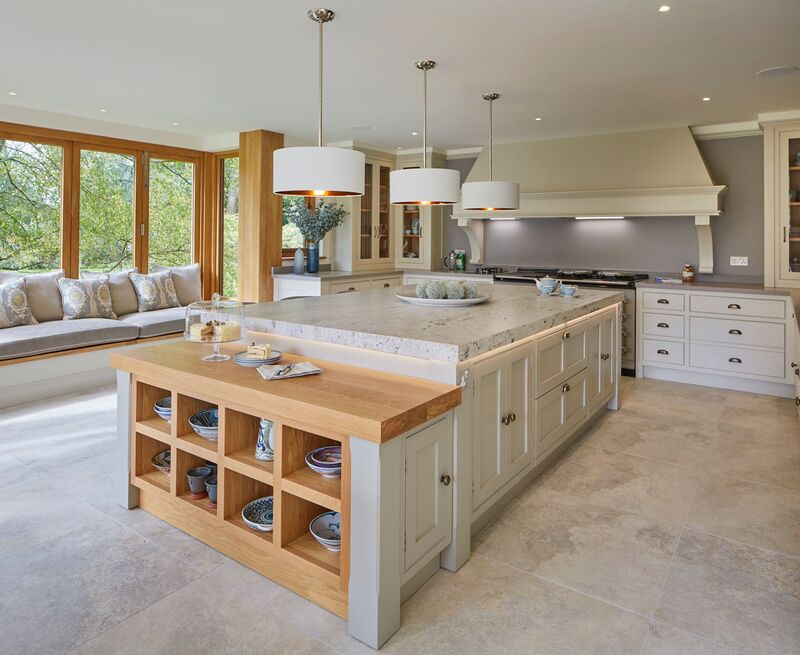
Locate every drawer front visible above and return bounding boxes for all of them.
[690,317,785,349]
[642,312,685,339]
[329,280,371,294]
[370,275,402,290]
[642,339,685,366]
[690,343,785,378]
[642,291,685,311]
[689,294,785,319]
[535,368,589,461]
[535,324,588,397]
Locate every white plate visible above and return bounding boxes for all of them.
[395,292,490,307]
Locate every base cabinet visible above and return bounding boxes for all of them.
[535,368,589,461]
[588,309,617,413]
[472,342,533,511]
[404,417,452,572]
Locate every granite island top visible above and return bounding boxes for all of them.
[245,285,623,364]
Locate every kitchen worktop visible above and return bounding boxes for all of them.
[246,285,623,363]
[271,268,495,282]
[637,278,794,296]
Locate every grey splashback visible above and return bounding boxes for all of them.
[443,136,764,282]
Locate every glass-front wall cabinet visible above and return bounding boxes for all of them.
[786,134,800,275]
[395,165,442,270]
[357,159,393,266]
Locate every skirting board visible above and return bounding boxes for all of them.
[641,365,794,399]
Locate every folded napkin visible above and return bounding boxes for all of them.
[257,362,323,380]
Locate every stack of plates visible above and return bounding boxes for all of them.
[154,397,172,423]
[233,350,282,368]
[305,446,342,478]
[309,511,341,552]
[242,496,274,532]
[151,449,171,476]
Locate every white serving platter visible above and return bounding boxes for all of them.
[395,292,490,307]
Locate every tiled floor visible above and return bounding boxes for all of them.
[0,377,798,654]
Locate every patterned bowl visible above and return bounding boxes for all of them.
[305,453,341,478]
[309,511,342,552]
[242,496,274,532]
[154,396,172,422]
[151,449,171,476]
[189,408,219,441]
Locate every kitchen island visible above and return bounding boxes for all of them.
[113,284,622,649]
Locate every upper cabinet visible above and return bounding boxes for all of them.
[395,169,443,271]
[764,121,800,288]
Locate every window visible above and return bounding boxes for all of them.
[148,158,194,270]
[79,149,135,272]
[0,139,63,273]
[282,197,307,255]
[221,156,239,297]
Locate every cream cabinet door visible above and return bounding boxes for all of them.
[589,310,616,413]
[505,345,533,479]
[535,324,588,396]
[472,356,506,509]
[535,368,589,462]
[404,418,452,572]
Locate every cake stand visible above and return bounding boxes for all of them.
[184,294,245,362]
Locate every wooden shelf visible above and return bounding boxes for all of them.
[283,467,341,512]
[227,515,274,544]
[402,234,420,238]
[285,532,340,576]
[177,432,218,459]
[225,449,274,485]
[178,491,216,517]
[135,416,171,440]
[789,166,800,171]
[134,470,170,494]
[790,202,800,207]
[789,237,800,242]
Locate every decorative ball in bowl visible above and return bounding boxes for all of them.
[395,280,490,307]
[184,293,245,362]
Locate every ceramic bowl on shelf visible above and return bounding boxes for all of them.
[309,511,342,552]
[154,396,172,422]
[189,408,219,441]
[186,466,212,499]
[305,445,342,478]
[151,449,171,476]
[242,496,274,532]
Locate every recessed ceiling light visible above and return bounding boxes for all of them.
[171,122,180,126]
[99,108,107,113]
[8,91,17,96]
[702,97,711,102]
[397,146,402,150]
[756,65,799,78]
[534,117,542,121]
[411,131,418,136]
[658,5,670,12]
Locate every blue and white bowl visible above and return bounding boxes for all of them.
[151,449,171,476]
[154,396,172,422]
[309,511,342,552]
[305,446,342,478]
[189,408,219,441]
[242,496,274,532]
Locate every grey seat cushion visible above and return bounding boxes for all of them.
[0,318,139,360]
[118,306,186,338]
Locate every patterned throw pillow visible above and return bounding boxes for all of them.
[58,276,117,320]
[0,278,38,328]
[128,271,180,312]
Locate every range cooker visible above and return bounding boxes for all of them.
[490,267,649,374]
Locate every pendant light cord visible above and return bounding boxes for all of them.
[422,66,427,169]
[488,97,493,181]
[318,18,324,147]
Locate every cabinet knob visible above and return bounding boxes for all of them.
[728,357,742,364]
[727,303,741,310]
[729,329,742,335]
[796,397,800,407]
[600,353,610,360]
[795,368,799,377]
[657,322,669,328]
[440,474,451,486]
[561,383,570,393]
[509,412,516,423]
[792,362,797,369]
[348,287,356,291]
[657,298,669,304]
[383,283,390,288]
[501,415,509,425]
[657,349,669,355]
[562,331,571,340]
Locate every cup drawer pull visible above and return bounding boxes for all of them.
[727,303,741,310]
[562,331,571,340]
[561,383,570,393]
[728,329,742,335]
[657,349,669,355]
[657,322,669,328]
[657,298,669,304]
[728,357,742,364]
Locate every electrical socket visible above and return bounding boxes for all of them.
[730,256,749,267]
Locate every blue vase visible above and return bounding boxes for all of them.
[307,242,320,273]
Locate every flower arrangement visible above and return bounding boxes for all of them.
[283,198,347,243]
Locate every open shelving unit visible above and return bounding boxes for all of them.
[129,377,349,618]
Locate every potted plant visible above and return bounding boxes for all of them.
[283,198,347,273]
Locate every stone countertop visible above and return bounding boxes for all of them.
[245,285,622,364]
[637,279,793,296]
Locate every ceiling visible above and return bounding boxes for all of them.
[3,0,800,150]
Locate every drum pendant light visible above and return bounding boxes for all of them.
[273,8,364,197]
[390,60,460,205]
[461,93,519,210]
